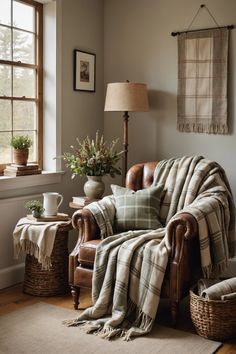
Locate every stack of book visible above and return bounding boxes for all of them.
[69,196,99,208]
[3,164,42,177]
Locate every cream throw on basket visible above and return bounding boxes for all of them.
[67,156,236,340]
[177,29,229,134]
[13,217,66,270]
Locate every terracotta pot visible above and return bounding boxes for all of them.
[13,148,29,165]
[83,176,105,199]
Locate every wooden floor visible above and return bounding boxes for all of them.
[0,283,236,353]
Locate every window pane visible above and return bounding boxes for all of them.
[13,67,35,98]
[14,130,35,161]
[13,1,35,32]
[0,132,11,163]
[0,0,11,26]
[0,100,11,131]
[13,30,35,64]
[0,26,11,60]
[13,101,36,130]
[0,64,11,96]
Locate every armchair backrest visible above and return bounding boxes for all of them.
[126,162,158,191]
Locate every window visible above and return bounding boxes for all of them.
[0,0,43,174]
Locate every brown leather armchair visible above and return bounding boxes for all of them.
[69,162,201,325]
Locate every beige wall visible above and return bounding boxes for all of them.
[60,0,104,205]
[104,0,236,201]
[0,0,104,288]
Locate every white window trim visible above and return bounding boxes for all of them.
[0,171,64,192]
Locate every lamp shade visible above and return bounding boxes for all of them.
[104,82,149,112]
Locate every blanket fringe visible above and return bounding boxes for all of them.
[62,319,83,327]
[177,122,228,135]
[126,299,154,329]
[202,259,228,279]
[62,319,102,333]
[120,299,154,341]
[62,300,154,341]
[95,326,122,339]
[14,239,52,270]
[81,323,102,334]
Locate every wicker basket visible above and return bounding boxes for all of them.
[190,286,236,341]
[23,223,72,296]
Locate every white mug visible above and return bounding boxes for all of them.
[43,192,63,216]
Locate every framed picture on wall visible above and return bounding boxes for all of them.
[73,49,96,92]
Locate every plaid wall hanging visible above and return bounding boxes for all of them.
[177,28,229,134]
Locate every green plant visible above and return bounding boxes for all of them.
[25,200,44,214]
[59,131,123,178]
[10,135,32,149]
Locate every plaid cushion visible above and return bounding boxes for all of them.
[111,184,164,231]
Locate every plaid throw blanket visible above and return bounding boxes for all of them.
[66,156,235,340]
[154,156,235,276]
[84,195,115,239]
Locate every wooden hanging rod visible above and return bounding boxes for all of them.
[171,24,234,37]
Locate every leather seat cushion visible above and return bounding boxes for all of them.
[74,266,93,288]
[78,239,101,267]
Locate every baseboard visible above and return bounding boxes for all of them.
[0,263,25,289]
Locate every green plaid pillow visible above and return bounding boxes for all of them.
[111,184,164,231]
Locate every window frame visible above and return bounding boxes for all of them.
[0,0,43,174]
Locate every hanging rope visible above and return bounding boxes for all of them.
[186,4,221,32]
[185,5,203,32]
[202,4,221,28]
[171,4,234,36]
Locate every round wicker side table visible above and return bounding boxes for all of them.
[23,221,73,296]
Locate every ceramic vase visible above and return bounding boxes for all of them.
[84,176,105,199]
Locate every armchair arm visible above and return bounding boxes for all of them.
[69,209,101,285]
[72,208,101,244]
[167,212,200,302]
[167,212,198,262]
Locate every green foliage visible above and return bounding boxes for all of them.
[25,200,44,213]
[10,135,32,149]
[60,131,123,178]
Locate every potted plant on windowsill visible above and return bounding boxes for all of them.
[10,135,32,166]
[25,200,45,218]
[59,131,123,199]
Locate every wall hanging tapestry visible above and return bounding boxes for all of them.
[172,4,234,134]
[177,28,229,134]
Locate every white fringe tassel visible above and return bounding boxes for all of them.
[177,122,228,135]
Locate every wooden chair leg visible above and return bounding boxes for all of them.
[71,286,80,310]
[170,300,179,327]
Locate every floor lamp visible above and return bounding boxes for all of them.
[104,82,149,186]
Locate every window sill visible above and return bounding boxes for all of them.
[0,171,64,192]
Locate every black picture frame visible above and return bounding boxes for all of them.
[73,49,96,92]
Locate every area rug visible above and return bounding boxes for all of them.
[0,302,221,354]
